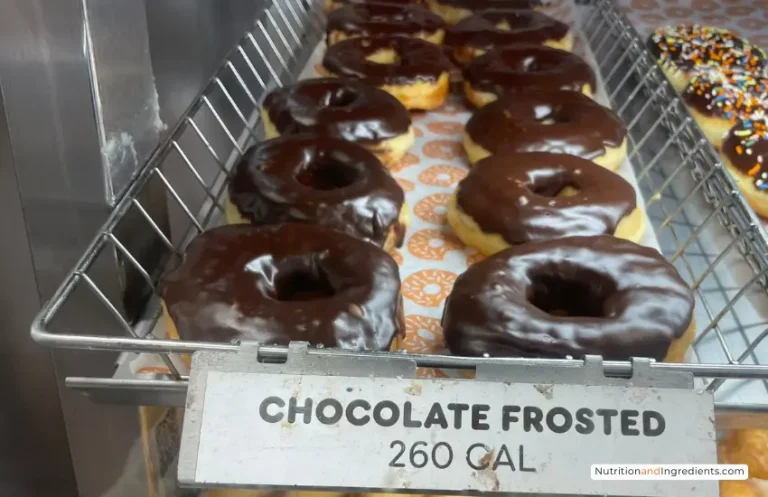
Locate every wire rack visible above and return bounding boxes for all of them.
[29,0,768,415]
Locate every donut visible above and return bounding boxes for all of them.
[161,223,405,352]
[648,24,766,93]
[326,4,446,46]
[322,37,453,110]
[719,429,768,480]
[463,45,596,107]
[683,68,767,150]
[463,91,627,169]
[447,152,646,255]
[262,78,414,168]
[719,481,767,497]
[325,0,422,12]
[227,134,408,251]
[721,114,768,217]
[425,0,533,25]
[442,235,696,362]
[445,9,572,65]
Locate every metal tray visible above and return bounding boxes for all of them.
[29,0,768,425]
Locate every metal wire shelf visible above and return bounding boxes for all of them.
[29,0,768,418]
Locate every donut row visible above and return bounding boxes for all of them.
[161,1,696,377]
[649,24,768,217]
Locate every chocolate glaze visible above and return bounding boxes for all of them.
[323,37,453,86]
[723,117,768,190]
[229,134,405,248]
[466,91,626,159]
[431,0,532,10]
[445,9,569,51]
[263,78,411,145]
[162,223,404,349]
[456,152,636,244]
[327,4,446,39]
[442,235,694,360]
[464,45,596,96]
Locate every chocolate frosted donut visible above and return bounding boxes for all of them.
[464,91,627,169]
[161,223,404,350]
[463,45,596,107]
[425,0,533,24]
[327,4,446,46]
[442,235,695,362]
[446,9,572,64]
[322,36,453,110]
[721,115,768,218]
[262,78,414,167]
[227,134,408,251]
[648,24,766,93]
[447,152,645,255]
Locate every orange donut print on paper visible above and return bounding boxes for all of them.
[412,111,428,121]
[402,315,445,354]
[390,152,420,173]
[396,178,416,192]
[414,127,424,138]
[402,269,457,307]
[419,165,467,187]
[408,229,463,260]
[414,193,451,225]
[423,140,464,160]
[427,122,465,136]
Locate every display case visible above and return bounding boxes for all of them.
[15,0,768,494]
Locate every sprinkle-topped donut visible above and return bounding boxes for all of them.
[721,113,768,217]
[682,67,767,148]
[684,69,767,123]
[648,24,766,92]
[327,4,446,46]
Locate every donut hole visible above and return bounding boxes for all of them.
[527,269,617,318]
[296,158,359,190]
[528,171,580,198]
[273,266,336,301]
[325,88,359,107]
[366,48,401,65]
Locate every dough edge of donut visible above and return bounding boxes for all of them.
[686,105,731,151]
[319,67,451,111]
[225,193,410,253]
[261,109,416,169]
[463,81,595,108]
[462,129,627,171]
[452,32,575,65]
[720,154,768,218]
[425,0,545,24]
[327,29,446,47]
[445,192,647,256]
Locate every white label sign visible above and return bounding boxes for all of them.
[180,372,717,497]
